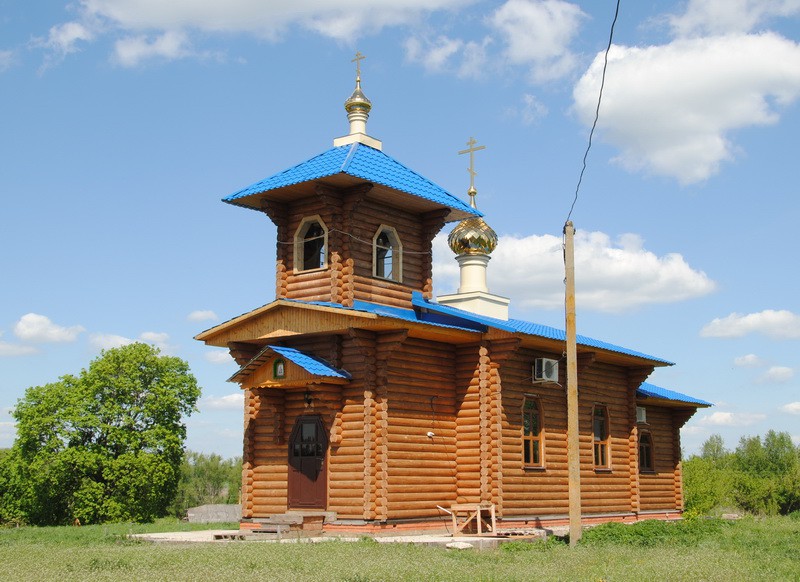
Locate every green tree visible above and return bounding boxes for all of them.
[1,343,200,525]
[732,430,800,515]
[170,451,242,517]
[683,434,735,515]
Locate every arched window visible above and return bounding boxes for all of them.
[373,226,402,281]
[639,431,654,472]
[294,216,327,272]
[522,396,544,468]
[592,404,610,468]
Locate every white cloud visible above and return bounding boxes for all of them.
[696,411,766,427]
[405,35,463,73]
[435,230,715,313]
[204,350,234,365]
[573,33,800,184]
[490,0,585,83]
[201,393,244,411]
[669,0,800,38]
[89,332,134,350]
[188,310,219,322]
[44,0,475,66]
[13,313,85,343]
[39,20,95,55]
[505,93,549,125]
[0,50,14,72]
[0,341,38,357]
[0,421,15,448]
[701,309,800,339]
[759,366,795,383]
[139,331,172,351]
[733,353,765,367]
[781,401,800,415]
[113,30,193,67]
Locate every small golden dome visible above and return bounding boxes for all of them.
[448,186,497,255]
[345,78,371,114]
[448,216,498,255]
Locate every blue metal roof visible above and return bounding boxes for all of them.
[270,345,351,380]
[410,292,674,365]
[637,382,712,407]
[224,142,480,221]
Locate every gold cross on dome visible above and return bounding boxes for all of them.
[352,51,365,78]
[458,137,486,191]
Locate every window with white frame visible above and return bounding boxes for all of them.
[294,216,327,272]
[373,226,402,282]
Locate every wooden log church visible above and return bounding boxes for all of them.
[196,59,711,532]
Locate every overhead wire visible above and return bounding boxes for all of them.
[565,0,621,227]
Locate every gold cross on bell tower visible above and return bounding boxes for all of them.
[458,137,486,207]
[352,51,365,80]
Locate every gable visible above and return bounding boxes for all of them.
[229,345,350,390]
[195,300,379,347]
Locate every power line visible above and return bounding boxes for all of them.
[565,0,621,226]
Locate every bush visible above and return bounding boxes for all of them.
[581,518,728,547]
[683,431,800,517]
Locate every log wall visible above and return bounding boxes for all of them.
[385,337,458,519]
[498,348,571,516]
[239,328,691,522]
[638,406,680,511]
[454,344,482,505]
[576,361,636,514]
[272,191,442,308]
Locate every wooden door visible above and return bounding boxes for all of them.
[288,415,328,508]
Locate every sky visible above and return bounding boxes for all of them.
[1,0,799,460]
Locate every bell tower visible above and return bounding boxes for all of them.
[221,55,481,309]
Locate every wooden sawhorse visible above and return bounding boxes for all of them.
[450,503,496,535]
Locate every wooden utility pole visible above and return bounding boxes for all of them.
[564,220,582,546]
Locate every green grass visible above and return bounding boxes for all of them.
[1,516,798,581]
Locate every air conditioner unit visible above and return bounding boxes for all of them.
[533,358,559,382]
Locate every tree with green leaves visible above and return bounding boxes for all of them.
[732,430,800,515]
[169,451,242,517]
[0,343,200,525]
[684,431,800,517]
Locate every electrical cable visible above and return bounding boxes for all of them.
[565,0,621,226]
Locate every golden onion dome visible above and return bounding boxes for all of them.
[447,187,498,255]
[344,77,372,114]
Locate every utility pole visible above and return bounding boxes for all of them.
[564,220,582,547]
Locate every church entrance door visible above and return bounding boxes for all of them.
[287,415,328,508]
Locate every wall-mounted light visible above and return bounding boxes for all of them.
[304,388,313,406]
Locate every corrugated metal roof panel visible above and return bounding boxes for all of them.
[637,382,712,407]
[224,143,479,220]
[270,345,351,379]
[411,292,673,365]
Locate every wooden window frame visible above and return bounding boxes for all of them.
[639,430,655,473]
[522,395,544,469]
[592,404,611,470]
[294,215,328,273]
[372,225,402,282]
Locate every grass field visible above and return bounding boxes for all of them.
[1,516,798,581]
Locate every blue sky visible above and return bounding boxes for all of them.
[1,0,798,460]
